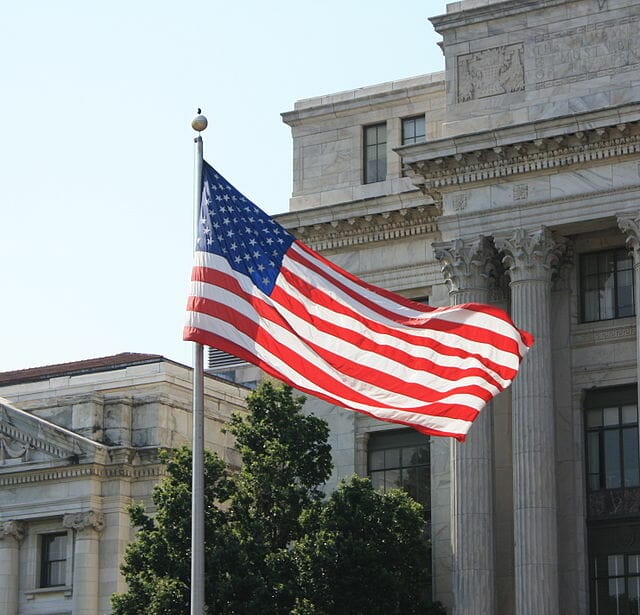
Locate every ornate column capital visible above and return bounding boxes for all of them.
[433,236,496,294]
[618,214,640,261]
[495,227,566,284]
[63,511,105,535]
[0,520,26,543]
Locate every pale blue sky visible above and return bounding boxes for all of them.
[1,1,448,372]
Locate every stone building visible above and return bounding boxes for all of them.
[0,353,247,615]
[278,0,640,613]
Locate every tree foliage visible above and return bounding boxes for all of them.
[112,381,445,614]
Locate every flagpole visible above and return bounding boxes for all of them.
[191,110,207,615]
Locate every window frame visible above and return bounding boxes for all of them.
[580,247,635,323]
[585,386,639,494]
[363,122,387,184]
[367,428,431,520]
[401,115,426,146]
[39,531,68,589]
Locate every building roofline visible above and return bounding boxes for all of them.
[0,353,173,386]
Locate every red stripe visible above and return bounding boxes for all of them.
[183,325,469,443]
[285,246,525,357]
[186,294,482,422]
[191,266,505,395]
[293,241,432,311]
[193,264,518,383]
[269,280,506,389]
[274,269,519,380]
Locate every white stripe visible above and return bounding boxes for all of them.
[187,282,489,411]
[288,243,529,356]
[195,250,524,374]
[280,252,523,372]
[273,273,509,389]
[190,268,502,397]
[187,309,473,437]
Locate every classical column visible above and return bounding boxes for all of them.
[433,236,496,615]
[617,214,640,407]
[495,227,564,615]
[0,521,26,615]
[63,511,105,615]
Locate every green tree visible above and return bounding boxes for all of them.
[292,476,445,615]
[226,381,333,612]
[111,381,445,614]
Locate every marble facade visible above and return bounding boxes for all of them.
[278,0,640,613]
[0,353,247,615]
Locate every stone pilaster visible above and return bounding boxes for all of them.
[63,511,105,615]
[434,236,497,615]
[495,227,564,615]
[354,431,370,477]
[617,214,640,411]
[0,521,26,615]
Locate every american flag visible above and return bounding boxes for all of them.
[184,162,533,441]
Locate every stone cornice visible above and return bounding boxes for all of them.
[430,0,568,32]
[402,113,640,203]
[279,204,438,251]
[0,460,168,487]
[0,421,78,461]
[282,73,444,125]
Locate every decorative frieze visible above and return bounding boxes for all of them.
[533,15,640,91]
[0,461,167,487]
[406,121,640,199]
[289,205,438,251]
[0,421,73,461]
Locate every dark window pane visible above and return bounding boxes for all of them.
[370,471,384,491]
[384,448,401,468]
[604,407,620,426]
[587,431,601,490]
[623,427,640,487]
[587,409,603,427]
[604,430,622,489]
[41,533,67,588]
[369,450,385,471]
[581,249,636,322]
[364,123,386,183]
[385,468,401,490]
[623,405,638,424]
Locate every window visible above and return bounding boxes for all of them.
[40,533,67,588]
[368,429,430,519]
[585,386,639,492]
[363,123,386,184]
[581,248,634,322]
[402,116,426,145]
[592,552,640,615]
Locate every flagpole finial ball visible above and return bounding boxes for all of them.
[191,113,208,132]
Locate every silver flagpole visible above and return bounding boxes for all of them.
[191,110,207,615]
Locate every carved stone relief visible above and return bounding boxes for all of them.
[63,511,105,534]
[0,437,30,464]
[533,16,640,90]
[457,43,525,102]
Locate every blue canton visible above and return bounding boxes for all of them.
[196,162,295,295]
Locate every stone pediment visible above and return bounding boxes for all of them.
[0,397,105,470]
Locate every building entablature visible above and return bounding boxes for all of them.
[281,73,445,126]
[430,0,569,34]
[276,192,439,252]
[398,103,640,206]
